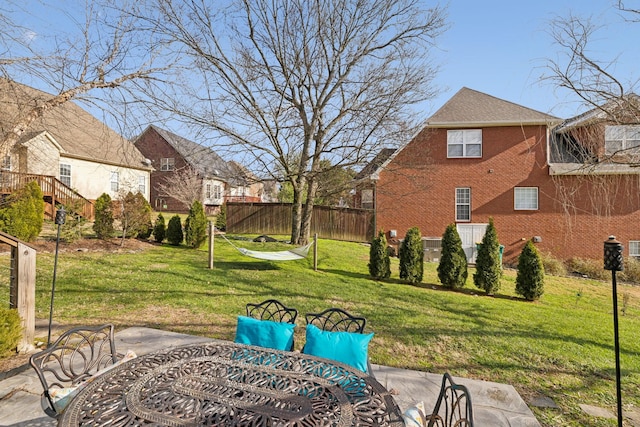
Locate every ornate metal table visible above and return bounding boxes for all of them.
[58,340,405,426]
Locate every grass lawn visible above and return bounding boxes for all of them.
[2,236,639,426]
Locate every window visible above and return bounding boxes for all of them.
[630,241,640,258]
[1,155,10,170]
[138,175,146,194]
[205,183,212,199]
[160,158,175,171]
[60,164,71,187]
[514,187,538,210]
[155,198,167,209]
[361,189,374,209]
[455,187,471,221]
[447,129,482,158]
[111,171,119,192]
[605,125,640,155]
[213,184,222,199]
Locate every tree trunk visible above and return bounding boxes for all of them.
[298,179,319,245]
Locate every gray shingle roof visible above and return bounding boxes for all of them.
[427,87,561,127]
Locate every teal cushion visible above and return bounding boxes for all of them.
[234,316,295,351]
[303,324,373,372]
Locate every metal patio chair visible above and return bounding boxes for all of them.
[246,299,298,324]
[426,372,474,427]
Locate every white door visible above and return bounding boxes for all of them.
[457,223,488,263]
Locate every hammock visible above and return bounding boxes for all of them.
[217,232,314,261]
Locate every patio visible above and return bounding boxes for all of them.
[0,326,540,426]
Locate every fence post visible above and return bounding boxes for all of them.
[208,221,214,269]
[314,233,318,271]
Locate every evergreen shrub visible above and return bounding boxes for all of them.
[215,203,226,231]
[437,223,468,288]
[399,227,423,284]
[0,181,44,241]
[167,215,184,246]
[473,217,502,295]
[516,240,545,301]
[185,200,207,248]
[368,230,391,280]
[153,213,166,243]
[93,193,114,239]
[0,308,22,357]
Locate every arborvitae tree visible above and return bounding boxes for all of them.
[93,193,114,239]
[474,217,502,295]
[516,240,545,301]
[152,213,166,243]
[368,229,391,280]
[166,214,184,246]
[134,193,153,239]
[215,203,227,231]
[0,181,44,241]
[399,227,423,284]
[437,223,468,288]
[185,200,207,248]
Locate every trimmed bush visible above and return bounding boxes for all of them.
[473,217,502,295]
[185,200,208,248]
[0,181,44,242]
[166,215,184,246]
[399,227,423,284]
[0,308,22,357]
[437,223,468,288]
[93,193,115,239]
[215,203,227,231]
[368,230,391,280]
[516,240,545,301]
[153,213,166,243]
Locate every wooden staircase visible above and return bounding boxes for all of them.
[0,171,94,220]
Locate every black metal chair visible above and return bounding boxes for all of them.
[304,307,374,375]
[29,324,118,418]
[246,299,298,324]
[426,372,474,427]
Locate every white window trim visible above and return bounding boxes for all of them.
[111,171,119,192]
[138,175,146,194]
[447,129,483,158]
[630,240,640,258]
[514,187,539,210]
[160,158,175,171]
[60,163,71,187]
[455,187,471,222]
[605,125,640,155]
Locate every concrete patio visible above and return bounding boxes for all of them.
[0,327,541,426]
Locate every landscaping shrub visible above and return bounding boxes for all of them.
[516,240,545,301]
[0,308,22,357]
[93,193,115,239]
[567,257,609,281]
[116,192,153,239]
[185,200,208,248]
[622,257,640,284]
[0,181,44,242]
[399,227,423,284]
[166,214,184,246]
[540,251,567,277]
[215,203,227,231]
[473,217,502,295]
[153,213,166,243]
[60,199,87,243]
[368,230,391,280]
[437,223,468,289]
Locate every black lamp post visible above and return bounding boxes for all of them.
[603,235,623,427]
[47,207,66,347]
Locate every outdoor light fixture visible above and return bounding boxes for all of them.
[47,207,66,347]
[603,235,623,427]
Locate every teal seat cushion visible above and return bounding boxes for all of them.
[302,324,373,372]
[234,316,296,351]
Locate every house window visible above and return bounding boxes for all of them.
[138,175,146,194]
[1,155,10,170]
[455,187,471,221]
[630,241,640,258]
[447,129,482,158]
[155,198,167,209]
[213,184,222,199]
[514,187,538,210]
[111,171,119,192]
[605,125,640,155]
[205,183,212,199]
[60,164,71,187]
[160,158,175,171]
[361,189,374,209]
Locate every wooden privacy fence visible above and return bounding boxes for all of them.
[226,203,375,242]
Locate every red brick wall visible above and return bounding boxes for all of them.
[376,125,640,263]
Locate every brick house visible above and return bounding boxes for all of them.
[134,125,262,214]
[371,87,640,263]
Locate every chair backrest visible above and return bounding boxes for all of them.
[426,372,474,427]
[305,307,366,333]
[246,299,298,324]
[29,324,118,417]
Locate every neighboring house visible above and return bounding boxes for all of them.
[371,87,640,263]
[0,79,152,219]
[134,125,262,214]
[352,148,396,209]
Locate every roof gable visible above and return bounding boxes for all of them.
[427,87,560,127]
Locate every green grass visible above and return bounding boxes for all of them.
[1,236,639,426]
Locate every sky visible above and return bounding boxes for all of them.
[422,0,640,120]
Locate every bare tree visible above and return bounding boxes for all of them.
[154,166,203,209]
[141,0,447,244]
[0,0,170,151]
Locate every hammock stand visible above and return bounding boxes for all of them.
[208,223,317,270]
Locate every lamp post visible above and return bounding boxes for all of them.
[47,207,66,347]
[603,235,623,427]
